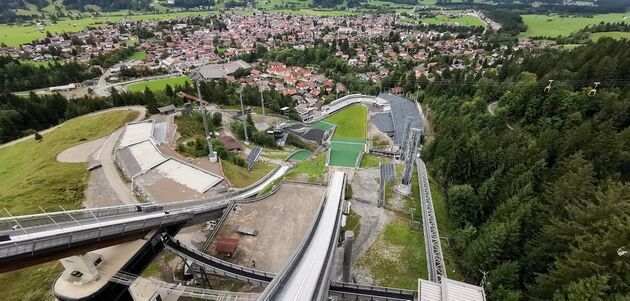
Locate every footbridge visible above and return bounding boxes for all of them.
[0,166,288,272]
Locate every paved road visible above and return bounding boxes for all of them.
[95,107,147,205]
[487,101,514,130]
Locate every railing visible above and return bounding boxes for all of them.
[0,211,193,260]
[164,235,275,286]
[417,159,446,282]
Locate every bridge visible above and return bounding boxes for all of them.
[0,166,288,273]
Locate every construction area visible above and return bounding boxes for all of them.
[206,182,326,272]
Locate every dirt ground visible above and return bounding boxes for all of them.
[330,168,393,282]
[138,172,220,203]
[207,182,326,272]
[367,117,394,151]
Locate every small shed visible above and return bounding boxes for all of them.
[218,135,242,153]
[216,237,239,257]
[157,104,176,115]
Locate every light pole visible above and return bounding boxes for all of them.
[259,89,265,116]
[192,70,216,162]
[239,85,249,144]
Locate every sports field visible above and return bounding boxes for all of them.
[519,13,630,38]
[127,75,191,92]
[322,105,368,167]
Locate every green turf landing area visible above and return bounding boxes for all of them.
[287,150,313,161]
[321,105,368,168]
[329,139,365,167]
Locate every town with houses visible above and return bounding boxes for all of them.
[0,11,538,113]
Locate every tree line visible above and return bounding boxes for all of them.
[0,56,101,93]
[421,39,630,300]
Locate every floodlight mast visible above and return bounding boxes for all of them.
[239,85,249,144]
[192,70,216,161]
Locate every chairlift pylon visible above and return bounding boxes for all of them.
[544,80,554,93]
[588,81,601,96]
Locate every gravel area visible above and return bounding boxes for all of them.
[330,168,391,283]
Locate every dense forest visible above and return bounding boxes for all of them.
[62,0,152,11]
[421,39,630,300]
[171,0,215,8]
[0,56,101,93]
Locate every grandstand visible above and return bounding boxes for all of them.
[373,93,423,146]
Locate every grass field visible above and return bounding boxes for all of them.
[325,105,367,140]
[128,51,148,61]
[520,13,630,38]
[127,75,191,92]
[0,109,138,301]
[359,153,391,168]
[590,31,630,41]
[285,153,326,182]
[0,11,213,46]
[355,218,428,289]
[401,15,484,27]
[0,110,139,214]
[222,160,276,188]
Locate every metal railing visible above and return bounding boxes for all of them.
[417,159,447,282]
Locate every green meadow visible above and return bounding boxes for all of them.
[127,75,191,92]
[0,11,213,47]
[520,13,630,38]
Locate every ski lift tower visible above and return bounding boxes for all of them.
[190,69,218,162]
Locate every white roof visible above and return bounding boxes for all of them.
[119,122,153,148]
[419,279,486,301]
[155,159,222,193]
[128,140,167,171]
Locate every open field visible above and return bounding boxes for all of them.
[359,153,391,168]
[355,218,428,289]
[325,105,367,140]
[0,110,138,301]
[128,51,148,61]
[0,110,139,214]
[222,160,276,188]
[127,75,191,92]
[590,31,630,41]
[401,15,484,27]
[0,11,213,46]
[520,13,630,38]
[275,9,358,16]
[285,153,326,182]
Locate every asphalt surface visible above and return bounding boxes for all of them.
[95,107,147,205]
